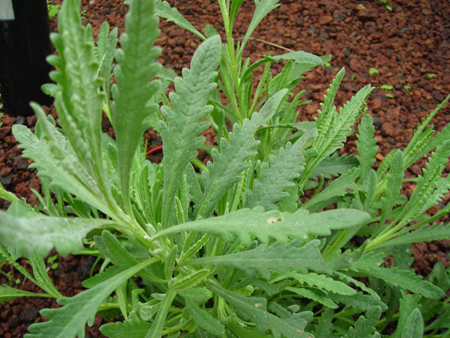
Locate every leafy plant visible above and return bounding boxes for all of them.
[0,0,450,337]
[380,0,393,11]
[369,68,379,75]
[47,0,61,20]
[380,84,393,91]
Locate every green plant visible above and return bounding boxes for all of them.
[1,0,450,337]
[47,0,61,20]
[380,84,393,90]
[428,73,437,79]
[404,85,412,92]
[380,0,392,11]
[369,68,379,75]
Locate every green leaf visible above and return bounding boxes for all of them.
[401,308,423,338]
[47,0,107,196]
[353,267,444,299]
[285,287,338,309]
[380,223,450,248]
[0,211,113,258]
[111,0,161,212]
[356,114,378,182]
[311,153,359,179]
[0,181,18,202]
[185,299,225,335]
[327,291,388,311]
[198,89,288,218]
[344,307,382,338]
[159,35,221,226]
[168,269,209,290]
[186,240,330,279]
[246,131,310,211]
[177,287,212,303]
[100,311,151,338]
[154,0,205,40]
[208,283,312,338]
[290,272,356,296]
[144,290,177,338]
[0,285,51,303]
[241,0,280,51]
[27,259,155,338]
[393,292,421,338]
[151,207,371,246]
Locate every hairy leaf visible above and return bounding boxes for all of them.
[0,211,113,258]
[286,287,338,309]
[401,308,423,338]
[100,311,151,338]
[159,35,221,226]
[152,207,371,246]
[379,223,450,248]
[290,272,356,296]
[186,240,331,279]
[111,0,161,212]
[198,89,288,218]
[185,299,225,335]
[27,259,154,338]
[209,283,312,338]
[344,307,382,338]
[328,292,388,311]
[310,153,359,179]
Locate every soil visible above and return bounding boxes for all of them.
[1,0,450,336]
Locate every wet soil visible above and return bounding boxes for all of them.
[1,0,450,336]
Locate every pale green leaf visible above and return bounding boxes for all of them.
[177,287,212,303]
[290,272,356,296]
[144,290,177,338]
[154,0,205,40]
[0,285,51,303]
[242,0,280,51]
[0,211,113,258]
[112,0,161,211]
[185,299,225,335]
[198,89,288,218]
[47,0,107,194]
[151,207,371,246]
[246,131,310,211]
[327,292,388,311]
[26,259,154,338]
[345,307,382,338]
[354,267,444,299]
[381,223,450,248]
[209,283,312,338]
[168,269,209,290]
[0,181,18,202]
[311,153,359,179]
[186,240,331,280]
[100,311,151,338]
[159,35,221,226]
[286,287,338,309]
[401,308,423,338]
[356,114,378,182]
[393,292,422,338]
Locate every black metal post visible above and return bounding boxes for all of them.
[0,0,53,117]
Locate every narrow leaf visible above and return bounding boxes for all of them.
[0,285,51,303]
[356,114,378,182]
[185,299,225,335]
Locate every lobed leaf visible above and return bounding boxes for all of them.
[380,222,450,248]
[186,240,331,280]
[159,35,221,226]
[344,306,382,338]
[100,311,151,338]
[327,291,388,311]
[152,207,371,246]
[310,153,359,179]
[356,114,378,182]
[111,0,161,212]
[286,287,338,309]
[290,272,356,296]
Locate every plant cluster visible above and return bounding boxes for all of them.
[1,0,450,337]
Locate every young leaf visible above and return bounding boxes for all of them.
[208,283,312,338]
[327,292,388,311]
[186,240,331,280]
[356,114,378,183]
[151,207,371,246]
[27,259,155,338]
[168,269,209,290]
[344,306,382,338]
[185,299,225,335]
[144,290,177,338]
[154,0,205,40]
[246,131,310,211]
[285,287,339,309]
[401,308,423,338]
[0,211,113,258]
[290,272,356,296]
[111,0,161,212]
[310,153,358,179]
[198,89,288,218]
[159,35,221,226]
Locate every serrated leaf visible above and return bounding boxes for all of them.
[208,283,312,338]
[356,114,378,182]
[354,266,444,299]
[311,153,359,179]
[345,306,382,338]
[168,269,209,290]
[246,131,310,211]
[380,223,450,248]
[328,291,388,311]
[286,287,338,309]
[100,311,151,338]
[177,287,212,303]
[0,285,51,303]
[26,259,154,338]
[0,211,113,258]
[111,0,161,212]
[290,272,356,296]
[199,89,288,218]
[159,35,221,226]
[152,207,370,246]
[185,299,225,335]
[186,240,330,279]
[154,0,205,40]
[401,308,423,338]
[144,290,177,338]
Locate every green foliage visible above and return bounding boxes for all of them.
[0,0,449,337]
